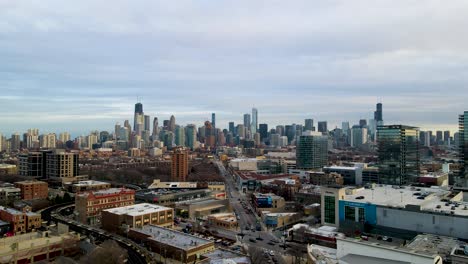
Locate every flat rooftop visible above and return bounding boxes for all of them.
[133,225,212,250]
[324,166,360,171]
[73,180,110,186]
[78,188,134,197]
[342,185,468,216]
[104,203,172,216]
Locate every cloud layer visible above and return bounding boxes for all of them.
[0,1,467,136]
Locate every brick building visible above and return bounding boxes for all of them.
[75,188,135,225]
[14,181,48,200]
[0,206,41,234]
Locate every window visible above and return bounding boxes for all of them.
[358,208,365,222]
[345,206,355,221]
[324,196,336,224]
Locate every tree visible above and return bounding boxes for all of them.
[63,192,73,203]
[80,240,128,264]
[54,195,63,204]
[248,246,265,264]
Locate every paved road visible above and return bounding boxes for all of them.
[214,160,289,255]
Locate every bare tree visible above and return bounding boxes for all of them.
[248,246,265,264]
[80,240,128,264]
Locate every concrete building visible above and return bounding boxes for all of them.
[18,152,45,178]
[135,188,213,207]
[323,166,363,185]
[0,164,17,175]
[0,185,21,206]
[252,193,286,212]
[46,150,80,181]
[296,131,328,170]
[263,212,299,228]
[14,180,48,200]
[171,147,189,182]
[176,198,231,220]
[308,171,344,186]
[207,213,238,230]
[0,228,80,263]
[66,180,111,193]
[102,203,173,233]
[75,188,135,225]
[128,225,215,263]
[0,206,41,234]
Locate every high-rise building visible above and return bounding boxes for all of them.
[171,148,189,182]
[318,121,328,133]
[237,124,245,138]
[377,125,419,185]
[374,103,383,122]
[115,123,121,140]
[204,121,215,148]
[46,150,79,180]
[163,131,175,150]
[169,115,176,132]
[251,108,258,134]
[152,117,159,139]
[444,131,451,144]
[229,122,235,135]
[185,124,197,150]
[243,114,251,131]
[19,152,46,177]
[276,125,285,136]
[296,131,328,169]
[59,132,71,143]
[459,111,468,187]
[259,124,268,141]
[359,119,367,128]
[285,125,294,144]
[175,126,185,146]
[211,113,216,128]
[342,122,350,134]
[134,102,143,132]
[11,133,21,151]
[436,131,443,145]
[351,126,368,148]
[144,115,150,131]
[305,119,314,131]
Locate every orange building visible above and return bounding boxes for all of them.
[0,206,41,234]
[14,181,49,200]
[75,188,135,225]
[171,148,189,182]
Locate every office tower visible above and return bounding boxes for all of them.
[115,123,121,140]
[99,131,110,143]
[285,125,294,144]
[318,121,328,133]
[212,113,216,128]
[46,150,79,180]
[204,121,215,148]
[175,126,185,146]
[243,114,251,130]
[218,131,226,146]
[270,134,280,147]
[124,120,132,133]
[274,125,283,136]
[253,133,261,146]
[11,133,21,151]
[120,127,129,142]
[144,115,150,131]
[295,124,304,137]
[169,115,176,132]
[351,125,368,148]
[305,119,314,131]
[374,103,383,123]
[171,148,189,181]
[0,134,3,152]
[296,131,329,169]
[163,120,170,131]
[259,124,268,141]
[86,134,98,149]
[152,117,159,139]
[444,131,451,144]
[459,111,468,186]
[59,132,71,143]
[185,124,197,150]
[342,122,350,133]
[279,136,288,147]
[229,122,235,135]
[40,133,56,149]
[359,119,367,128]
[163,131,175,150]
[237,124,245,138]
[377,125,420,185]
[134,103,143,131]
[435,131,443,145]
[141,130,150,146]
[251,108,258,134]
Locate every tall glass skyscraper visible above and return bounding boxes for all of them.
[251,108,258,134]
[305,119,314,131]
[134,102,143,131]
[243,114,251,130]
[377,125,419,185]
[296,131,328,169]
[459,111,468,187]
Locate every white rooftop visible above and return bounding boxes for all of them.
[324,166,359,171]
[134,225,212,250]
[104,203,172,216]
[74,180,110,186]
[343,185,468,216]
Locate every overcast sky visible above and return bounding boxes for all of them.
[1,1,467,136]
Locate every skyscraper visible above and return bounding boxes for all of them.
[229,122,235,135]
[436,131,443,145]
[211,113,216,128]
[169,115,176,132]
[152,117,159,139]
[359,119,367,128]
[377,125,419,185]
[351,125,368,148]
[144,115,150,131]
[318,121,328,133]
[305,119,314,131]
[459,111,468,187]
[175,126,185,146]
[134,102,143,131]
[251,108,258,134]
[374,103,383,123]
[444,130,451,144]
[185,124,197,150]
[243,114,251,131]
[296,131,328,169]
[259,124,268,141]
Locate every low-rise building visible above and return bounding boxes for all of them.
[102,203,173,233]
[75,188,135,225]
[0,206,41,234]
[0,185,21,206]
[263,212,299,229]
[252,193,285,212]
[207,213,238,230]
[323,166,363,185]
[128,225,215,263]
[66,180,111,193]
[308,171,344,186]
[0,228,80,263]
[176,198,231,220]
[14,180,48,200]
[0,164,17,175]
[136,188,213,207]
